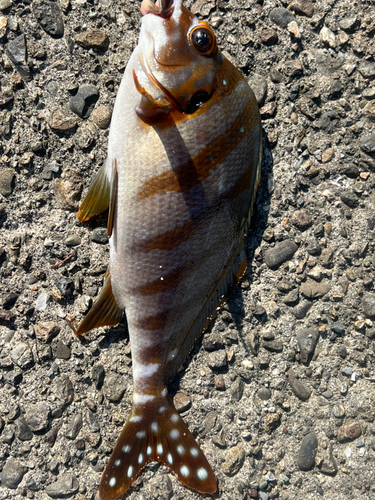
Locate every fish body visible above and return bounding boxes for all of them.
[76,1,262,498]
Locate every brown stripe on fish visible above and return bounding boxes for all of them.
[138,92,257,198]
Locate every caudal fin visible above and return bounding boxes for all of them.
[99,394,217,499]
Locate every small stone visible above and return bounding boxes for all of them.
[340,191,358,208]
[263,340,283,352]
[0,168,15,197]
[337,421,361,442]
[91,364,105,389]
[191,0,215,17]
[259,28,278,46]
[34,321,60,342]
[16,417,33,441]
[91,104,112,129]
[53,341,71,360]
[64,234,81,247]
[25,402,50,432]
[208,350,227,370]
[320,248,334,268]
[2,426,15,444]
[283,59,303,78]
[288,0,314,17]
[291,209,312,230]
[92,227,108,244]
[358,62,375,78]
[333,405,345,418]
[362,294,375,319]
[231,378,244,401]
[269,7,295,29]
[257,387,271,401]
[339,17,359,32]
[10,343,34,369]
[54,169,83,210]
[32,0,64,38]
[248,74,268,106]
[0,458,27,489]
[292,300,312,319]
[48,109,77,132]
[173,391,191,413]
[65,414,82,440]
[322,148,334,163]
[149,474,173,500]
[6,34,31,81]
[69,84,99,119]
[55,276,74,297]
[320,27,336,48]
[105,373,126,402]
[222,443,245,476]
[2,292,19,309]
[297,432,318,471]
[54,375,74,405]
[288,20,301,39]
[265,412,281,434]
[283,288,299,305]
[45,474,79,498]
[296,328,319,364]
[75,29,109,51]
[264,240,298,269]
[260,101,277,118]
[288,368,311,401]
[359,135,375,155]
[203,333,225,351]
[300,280,330,300]
[341,367,353,377]
[0,0,12,11]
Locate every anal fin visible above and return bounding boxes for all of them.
[99,393,217,500]
[75,271,123,336]
[78,161,110,223]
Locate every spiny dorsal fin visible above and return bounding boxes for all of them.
[78,160,110,223]
[75,271,123,336]
[99,393,217,499]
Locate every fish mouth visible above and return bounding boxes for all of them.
[141,0,174,19]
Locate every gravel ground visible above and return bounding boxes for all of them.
[1,0,375,499]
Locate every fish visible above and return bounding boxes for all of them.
[75,0,262,498]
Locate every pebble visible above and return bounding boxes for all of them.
[207,349,227,370]
[359,135,375,155]
[291,209,312,230]
[16,416,33,441]
[173,390,191,412]
[32,0,64,38]
[69,84,99,119]
[105,373,126,402]
[65,414,82,440]
[221,443,245,476]
[263,340,283,352]
[337,421,362,442]
[91,364,105,389]
[92,227,109,244]
[259,28,278,46]
[288,0,314,17]
[292,300,312,319]
[269,7,295,29]
[10,342,34,369]
[6,34,31,81]
[203,333,225,351]
[0,168,15,197]
[257,387,271,401]
[231,377,244,401]
[341,366,353,377]
[2,426,15,444]
[264,412,281,434]
[48,109,77,131]
[300,280,330,300]
[0,0,12,11]
[87,409,100,433]
[296,327,319,364]
[339,17,359,31]
[0,458,27,489]
[264,240,298,269]
[320,27,336,48]
[248,73,268,106]
[75,29,109,51]
[25,402,50,432]
[55,276,74,297]
[358,61,375,78]
[297,432,318,471]
[149,474,173,500]
[64,234,81,246]
[34,321,60,342]
[362,293,375,319]
[91,104,112,129]
[288,368,311,401]
[333,405,345,418]
[54,375,74,405]
[54,340,71,360]
[45,474,79,498]
[340,190,359,208]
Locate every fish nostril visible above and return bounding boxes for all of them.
[184,91,212,114]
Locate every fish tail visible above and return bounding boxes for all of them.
[99,393,217,499]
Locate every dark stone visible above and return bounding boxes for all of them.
[69,84,99,119]
[283,288,299,306]
[269,7,295,28]
[331,322,345,335]
[359,135,375,156]
[91,227,109,244]
[362,294,375,319]
[203,333,225,351]
[0,458,27,489]
[25,402,50,432]
[91,364,105,389]
[231,378,244,401]
[306,238,321,256]
[16,417,33,441]
[259,28,278,46]
[297,432,318,471]
[32,0,64,38]
[264,240,298,269]
[288,368,311,401]
[54,341,71,360]
[0,169,15,197]
[248,74,268,106]
[340,191,359,208]
[2,292,19,309]
[45,474,79,498]
[296,328,320,364]
[6,34,31,81]
[65,414,82,440]
[55,276,74,297]
[87,410,100,433]
[257,387,271,401]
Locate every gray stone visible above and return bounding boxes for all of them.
[360,135,375,155]
[2,292,19,309]
[32,0,64,38]
[264,240,298,269]
[55,276,74,297]
[288,0,314,17]
[53,341,71,360]
[92,227,108,244]
[54,375,74,404]
[65,414,82,439]
[149,474,173,500]
[16,417,33,441]
[231,378,244,401]
[208,349,227,370]
[341,367,353,377]
[283,288,299,305]
[0,0,12,11]
[25,402,50,432]
[2,425,15,444]
[87,410,100,433]
[358,62,375,78]
[263,340,283,352]
[45,474,79,498]
[221,442,245,476]
[296,328,319,364]
[340,191,359,208]
[0,168,15,197]
[339,17,359,31]
[64,234,81,247]
[292,300,312,319]
[105,373,126,402]
[91,364,105,389]
[70,84,99,119]
[288,368,311,401]
[269,8,295,28]
[362,293,375,319]
[0,458,27,489]
[248,73,268,106]
[297,432,318,471]
[6,34,31,81]
[257,387,271,401]
[10,342,34,369]
[300,280,330,300]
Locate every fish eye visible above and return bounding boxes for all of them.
[190,26,216,56]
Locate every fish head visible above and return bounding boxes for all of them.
[136,0,223,114]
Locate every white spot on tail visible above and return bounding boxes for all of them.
[147,446,152,456]
[114,459,121,467]
[122,445,131,453]
[240,126,245,133]
[168,348,178,360]
[180,465,190,477]
[197,467,209,480]
[223,80,227,86]
[109,477,116,487]
[170,429,180,440]
[151,422,158,433]
[167,453,173,464]
[170,413,179,423]
[127,465,133,478]
[190,447,199,457]
[161,388,168,397]
[133,362,159,378]
[138,453,143,464]
[134,393,155,404]
[136,430,146,439]
[130,415,142,423]
[177,444,185,455]
[157,443,163,455]
[159,406,166,414]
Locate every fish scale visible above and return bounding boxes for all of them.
[75,1,262,498]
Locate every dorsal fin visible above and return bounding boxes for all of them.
[99,393,217,499]
[75,271,123,336]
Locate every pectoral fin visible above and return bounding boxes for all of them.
[133,69,171,123]
[78,161,110,223]
[75,271,123,336]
